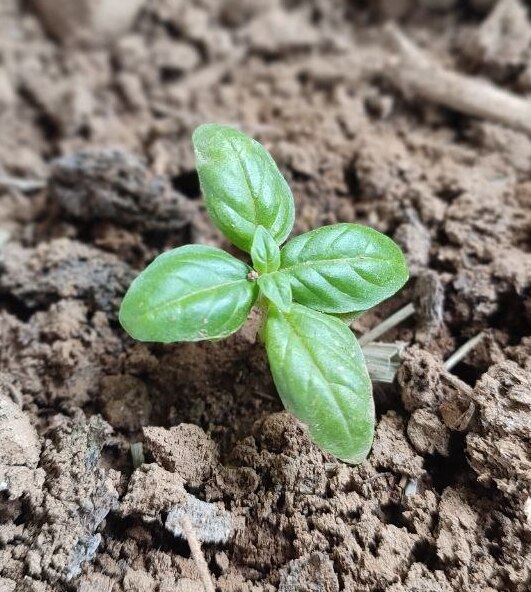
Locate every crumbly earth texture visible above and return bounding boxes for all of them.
[1,1,531,590]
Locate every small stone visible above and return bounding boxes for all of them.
[166,496,232,544]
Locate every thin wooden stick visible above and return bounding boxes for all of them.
[358,303,415,346]
[182,515,216,592]
[0,175,46,193]
[384,23,531,136]
[444,332,486,370]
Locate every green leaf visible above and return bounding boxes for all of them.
[119,245,258,343]
[192,124,295,253]
[257,273,292,312]
[251,226,281,274]
[279,223,409,314]
[334,311,364,324]
[264,303,374,464]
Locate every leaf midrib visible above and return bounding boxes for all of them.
[142,278,251,317]
[280,309,357,439]
[228,137,258,221]
[278,254,389,273]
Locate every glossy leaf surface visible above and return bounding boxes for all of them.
[279,223,409,313]
[257,273,292,312]
[119,245,258,343]
[193,124,295,252]
[264,303,374,463]
[251,226,281,274]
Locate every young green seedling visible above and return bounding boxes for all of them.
[119,124,409,464]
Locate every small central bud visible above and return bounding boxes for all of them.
[247,270,259,281]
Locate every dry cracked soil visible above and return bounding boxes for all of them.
[0,0,530,591]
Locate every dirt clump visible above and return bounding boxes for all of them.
[143,424,218,486]
[100,375,152,432]
[278,552,340,592]
[398,347,475,431]
[49,150,194,235]
[32,0,145,45]
[121,463,187,523]
[0,239,134,316]
[0,299,123,411]
[0,378,44,509]
[0,380,40,471]
[407,409,450,456]
[466,361,531,498]
[1,0,531,590]
[458,0,531,84]
[0,416,120,588]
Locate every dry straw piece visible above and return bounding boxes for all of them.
[385,23,531,135]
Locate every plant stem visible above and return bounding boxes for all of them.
[255,299,268,343]
[182,515,216,592]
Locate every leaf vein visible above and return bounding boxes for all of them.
[145,279,250,317]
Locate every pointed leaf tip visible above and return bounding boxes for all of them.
[192,124,295,253]
[264,303,374,463]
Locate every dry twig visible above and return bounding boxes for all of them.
[363,341,407,383]
[358,302,415,347]
[182,515,216,592]
[384,23,531,136]
[0,175,46,193]
[355,303,415,382]
[444,332,486,371]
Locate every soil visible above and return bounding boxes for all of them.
[1,0,530,590]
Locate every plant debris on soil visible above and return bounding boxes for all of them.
[1,0,530,591]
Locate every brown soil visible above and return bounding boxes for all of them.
[1,1,530,591]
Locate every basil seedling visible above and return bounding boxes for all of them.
[119,124,409,464]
